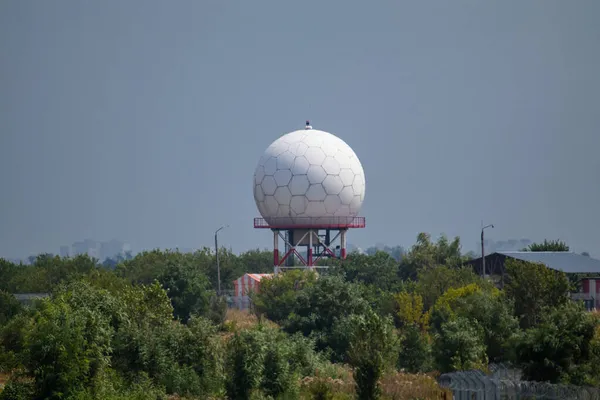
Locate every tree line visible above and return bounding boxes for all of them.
[0,233,598,400]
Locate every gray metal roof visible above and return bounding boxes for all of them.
[496,251,600,274]
[13,293,49,301]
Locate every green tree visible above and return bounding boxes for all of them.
[524,239,570,252]
[330,251,401,292]
[346,310,398,400]
[283,275,370,357]
[251,269,317,323]
[397,324,433,373]
[430,285,519,362]
[225,324,303,400]
[516,301,600,385]
[393,291,430,331]
[0,290,22,325]
[434,317,488,373]
[22,287,114,399]
[415,265,485,310]
[159,260,212,323]
[504,258,571,328]
[0,259,17,292]
[398,233,468,280]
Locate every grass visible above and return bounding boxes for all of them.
[222,308,278,332]
[380,371,451,399]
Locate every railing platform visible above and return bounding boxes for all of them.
[253,216,366,229]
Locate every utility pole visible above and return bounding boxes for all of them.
[215,225,228,295]
[481,223,494,279]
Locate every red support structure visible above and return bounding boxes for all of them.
[258,218,364,274]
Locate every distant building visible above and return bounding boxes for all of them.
[66,239,131,262]
[13,293,50,306]
[231,273,273,310]
[466,251,600,310]
[99,239,130,261]
[72,239,100,259]
[59,246,70,258]
[476,239,533,255]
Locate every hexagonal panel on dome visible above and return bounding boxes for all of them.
[276,151,295,170]
[263,157,277,176]
[322,157,341,175]
[305,147,326,165]
[264,195,279,215]
[306,184,327,201]
[350,157,364,175]
[254,165,265,185]
[261,175,277,195]
[277,204,292,218]
[291,156,310,175]
[274,169,292,186]
[305,201,327,217]
[289,141,309,157]
[352,174,365,195]
[289,175,310,196]
[334,152,352,169]
[256,200,268,217]
[281,131,306,144]
[350,195,362,213]
[339,168,354,187]
[324,194,342,214]
[274,186,292,206]
[303,134,324,148]
[307,165,327,184]
[267,141,290,157]
[334,204,351,217]
[322,143,338,157]
[254,184,265,202]
[322,175,343,195]
[290,195,308,214]
[339,186,354,205]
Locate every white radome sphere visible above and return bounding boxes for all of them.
[253,128,365,226]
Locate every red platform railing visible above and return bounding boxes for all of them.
[253,216,366,229]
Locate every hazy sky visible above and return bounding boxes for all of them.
[2,1,600,258]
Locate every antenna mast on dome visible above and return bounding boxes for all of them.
[305,120,312,130]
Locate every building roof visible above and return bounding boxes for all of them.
[496,251,600,274]
[244,273,273,282]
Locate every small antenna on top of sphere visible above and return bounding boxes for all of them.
[305,120,313,130]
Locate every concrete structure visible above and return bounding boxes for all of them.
[253,121,366,273]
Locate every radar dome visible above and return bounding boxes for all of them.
[253,125,365,226]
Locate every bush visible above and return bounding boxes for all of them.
[397,324,432,373]
[283,275,370,356]
[346,310,398,400]
[516,301,600,385]
[430,285,519,363]
[0,291,22,326]
[433,317,488,373]
[225,323,319,400]
[0,379,34,400]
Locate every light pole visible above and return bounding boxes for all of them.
[215,225,229,295]
[481,223,494,279]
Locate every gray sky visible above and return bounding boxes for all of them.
[1,0,599,258]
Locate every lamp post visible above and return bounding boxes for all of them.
[481,223,494,279]
[215,225,229,295]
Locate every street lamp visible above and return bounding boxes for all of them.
[215,225,229,295]
[481,223,494,279]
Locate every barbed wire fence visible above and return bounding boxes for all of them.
[438,363,600,400]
